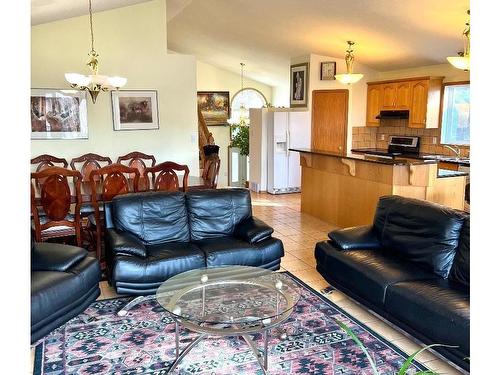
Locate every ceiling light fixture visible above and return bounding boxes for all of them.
[447,10,470,71]
[65,0,127,103]
[238,62,249,122]
[335,41,364,85]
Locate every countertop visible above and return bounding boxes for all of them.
[351,148,470,166]
[437,169,469,178]
[289,148,437,166]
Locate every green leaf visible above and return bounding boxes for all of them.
[398,344,458,375]
[335,319,379,375]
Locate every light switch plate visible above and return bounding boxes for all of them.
[432,137,437,144]
[380,134,385,140]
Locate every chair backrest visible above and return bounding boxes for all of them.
[31,154,68,172]
[144,161,190,192]
[202,154,221,188]
[70,153,113,182]
[88,163,140,203]
[117,151,156,191]
[31,166,82,243]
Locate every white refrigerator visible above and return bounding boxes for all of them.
[266,111,310,194]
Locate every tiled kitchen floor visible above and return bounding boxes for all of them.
[96,192,466,374]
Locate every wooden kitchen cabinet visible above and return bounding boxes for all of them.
[366,84,382,126]
[365,76,444,129]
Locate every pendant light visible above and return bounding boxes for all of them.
[335,41,364,85]
[65,0,127,103]
[238,62,249,123]
[447,10,470,71]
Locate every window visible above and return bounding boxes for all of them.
[440,83,470,145]
[229,88,267,124]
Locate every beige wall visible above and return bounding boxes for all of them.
[377,63,470,83]
[31,0,199,174]
[196,60,273,186]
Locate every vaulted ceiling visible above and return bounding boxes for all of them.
[32,0,470,87]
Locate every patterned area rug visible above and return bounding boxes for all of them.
[34,272,428,374]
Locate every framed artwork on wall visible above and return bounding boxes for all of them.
[111,90,160,131]
[31,88,88,140]
[290,63,309,108]
[197,91,230,126]
[320,61,337,80]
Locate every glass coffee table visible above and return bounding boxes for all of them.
[155,266,301,374]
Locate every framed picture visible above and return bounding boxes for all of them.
[320,61,337,80]
[197,91,230,126]
[290,63,309,108]
[112,90,159,131]
[31,89,88,140]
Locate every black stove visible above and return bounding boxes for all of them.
[352,136,420,158]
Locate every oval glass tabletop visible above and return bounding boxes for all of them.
[156,266,301,326]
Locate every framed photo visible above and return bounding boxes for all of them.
[31,89,88,140]
[112,90,159,131]
[290,63,309,108]
[320,61,337,80]
[197,91,230,126]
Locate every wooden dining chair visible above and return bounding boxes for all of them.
[70,153,113,251]
[88,164,140,263]
[31,154,68,173]
[202,154,221,189]
[117,151,156,191]
[31,167,83,246]
[144,161,190,192]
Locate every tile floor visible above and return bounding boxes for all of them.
[34,192,466,374]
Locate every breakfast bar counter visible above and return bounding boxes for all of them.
[290,148,467,227]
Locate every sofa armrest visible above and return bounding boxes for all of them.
[106,228,147,258]
[328,225,381,251]
[234,217,274,244]
[31,242,87,272]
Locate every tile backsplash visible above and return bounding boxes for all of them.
[352,126,470,157]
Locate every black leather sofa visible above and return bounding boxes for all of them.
[105,189,284,295]
[315,195,470,371]
[31,239,101,343]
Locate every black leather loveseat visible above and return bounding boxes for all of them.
[31,239,101,343]
[315,195,470,371]
[105,189,284,295]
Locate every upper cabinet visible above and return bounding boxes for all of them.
[366,77,444,128]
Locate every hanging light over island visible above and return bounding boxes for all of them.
[446,10,470,71]
[65,0,127,103]
[335,41,364,85]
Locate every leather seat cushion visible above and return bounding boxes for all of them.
[112,242,205,284]
[197,236,284,267]
[186,189,251,241]
[373,195,467,278]
[385,279,470,355]
[31,257,100,327]
[315,241,438,306]
[111,191,190,244]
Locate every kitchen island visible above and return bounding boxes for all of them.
[290,148,467,227]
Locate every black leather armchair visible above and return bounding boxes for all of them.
[315,195,470,371]
[105,189,284,295]
[31,239,101,343]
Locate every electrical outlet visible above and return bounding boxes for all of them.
[432,137,437,144]
[380,134,385,141]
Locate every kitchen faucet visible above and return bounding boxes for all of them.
[443,144,461,157]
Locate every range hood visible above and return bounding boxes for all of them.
[375,110,409,120]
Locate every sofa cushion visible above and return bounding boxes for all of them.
[111,191,190,244]
[385,279,470,356]
[31,257,100,327]
[112,242,205,284]
[197,236,284,267]
[315,241,438,306]
[449,216,470,288]
[373,195,467,278]
[186,189,252,241]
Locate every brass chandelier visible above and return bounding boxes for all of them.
[65,0,127,103]
[447,10,470,71]
[335,41,364,85]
